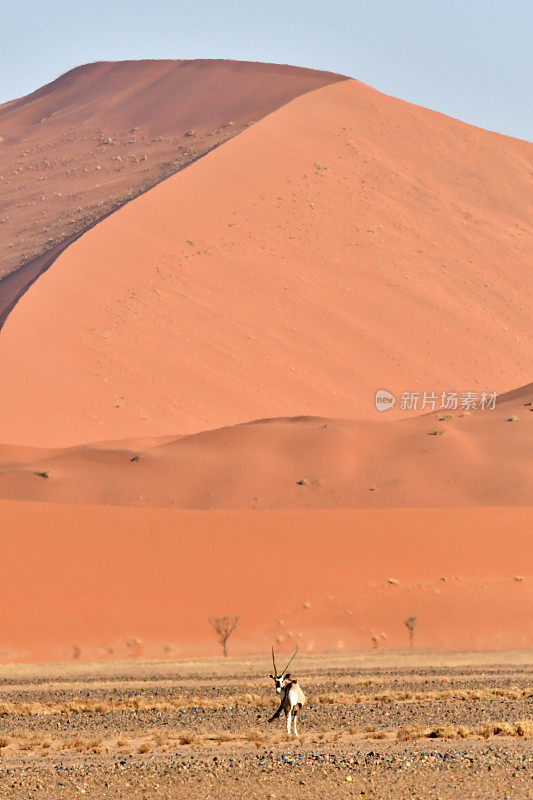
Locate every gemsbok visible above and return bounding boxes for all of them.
[268,646,306,736]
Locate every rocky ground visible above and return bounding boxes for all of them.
[0,653,531,799]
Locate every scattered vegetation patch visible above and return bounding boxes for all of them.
[398,719,533,741]
[0,685,530,719]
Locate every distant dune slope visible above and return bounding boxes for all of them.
[0,384,530,509]
[0,502,531,661]
[0,78,531,446]
[0,59,345,280]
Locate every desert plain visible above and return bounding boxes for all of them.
[0,652,532,800]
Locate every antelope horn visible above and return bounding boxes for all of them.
[271,646,278,675]
[282,647,299,675]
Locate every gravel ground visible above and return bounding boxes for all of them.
[0,656,531,799]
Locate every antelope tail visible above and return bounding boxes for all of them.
[269,702,284,723]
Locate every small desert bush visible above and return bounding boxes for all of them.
[178,732,197,746]
[397,719,533,741]
[245,729,268,747]
[479,720,533,739]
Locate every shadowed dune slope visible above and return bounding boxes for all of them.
[0,79,531,447]
[0,502,531,661]
[0,384,530,509]
[0,59,345,279]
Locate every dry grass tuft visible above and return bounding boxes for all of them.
[245,729,268,748]
[177,732,197,746]
[214,732,234,744]
[479,719,533,739]
[397,719,533,741]
[116,737,129,748]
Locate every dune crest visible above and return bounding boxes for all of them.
[0,384,530,509]
[0,59,345,280]
[0,77,530,447]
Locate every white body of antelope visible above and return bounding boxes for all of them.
[269,647,306,736]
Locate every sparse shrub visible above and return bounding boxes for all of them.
[178,732,197,745]
[514,720,533,737]
[404,616,418,648]
[208,615,240,657]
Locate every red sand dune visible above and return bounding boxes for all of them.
[0,79,530,447]
[0,384,530,509]
[0,501,531,662]
[0,59,344,279]
[0,64,531,665]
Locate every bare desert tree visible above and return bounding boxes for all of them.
[208,615,240,657]
[404,616,418,648]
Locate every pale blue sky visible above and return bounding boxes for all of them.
[1,0,531,140]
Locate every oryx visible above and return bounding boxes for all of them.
[268,646,306,736]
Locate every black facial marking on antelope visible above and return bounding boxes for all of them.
[268,646,306,736]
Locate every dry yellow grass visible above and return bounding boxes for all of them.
[396,719,533,741]
[0,685,530,717]
[316,685,532,706]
